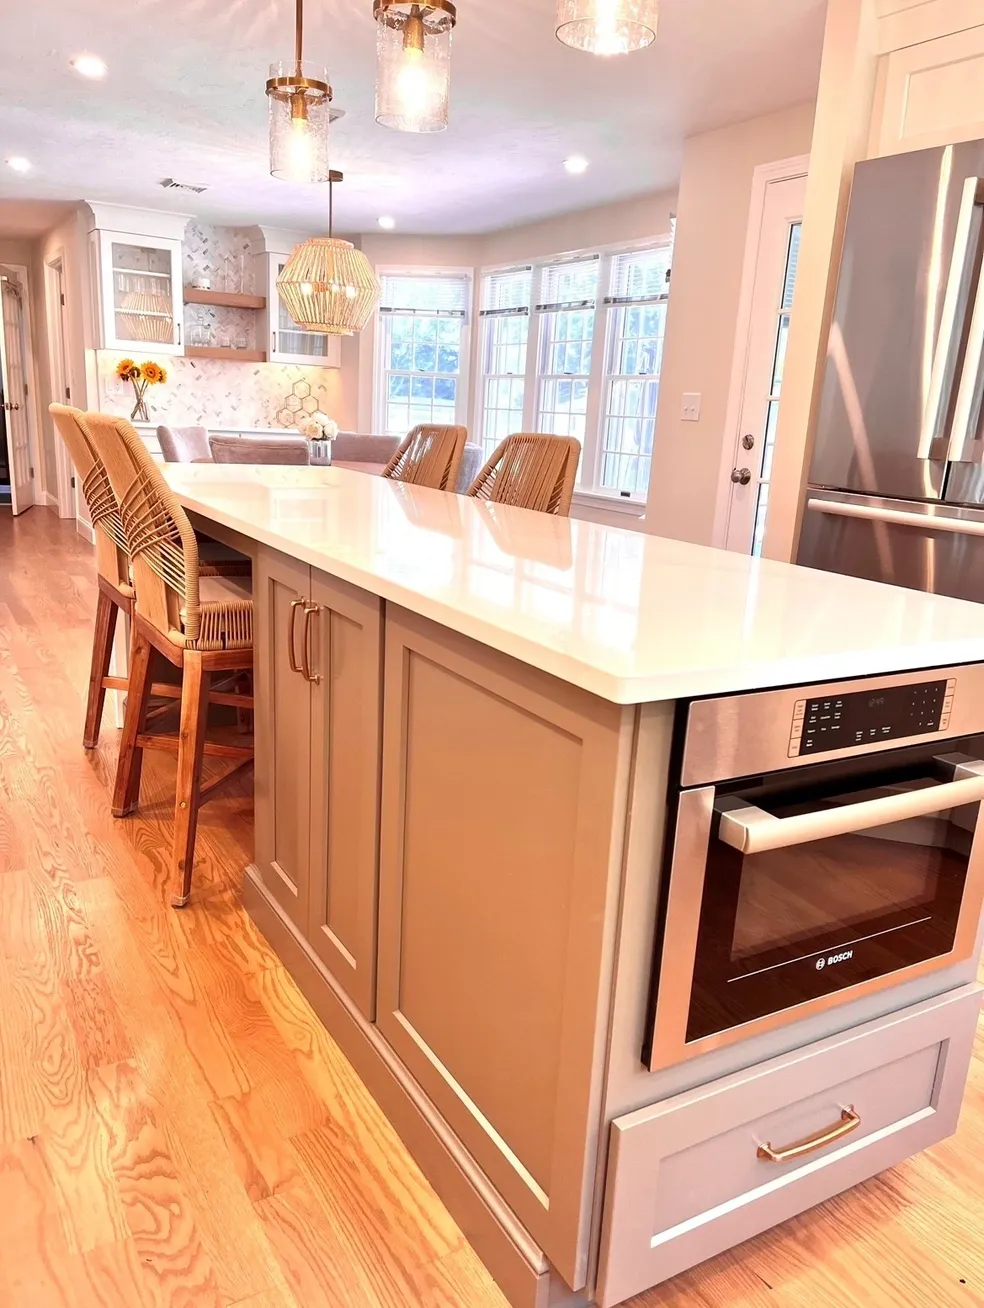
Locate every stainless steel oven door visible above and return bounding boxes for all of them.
[646,753,984,1071]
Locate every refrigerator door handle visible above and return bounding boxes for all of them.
[919,175,982,460]
[806,496,984,537]
[949,195,984,465]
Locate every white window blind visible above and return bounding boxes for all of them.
[605,246,672,305]
[378,273,469,317]
[480,267,532,317]
[536,256,600,310]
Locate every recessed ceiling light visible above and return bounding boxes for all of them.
[377,215,396,230]
[564,155,589,175]
[6,156,31,173]
[71,53,108,79]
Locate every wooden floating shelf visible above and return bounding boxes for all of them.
[183,287,267,310]
[185,346,267,363]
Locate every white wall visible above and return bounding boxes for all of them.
[645,101,817,545]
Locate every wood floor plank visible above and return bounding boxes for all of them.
[0,1138,83,1308]
[89,1060,224,1307]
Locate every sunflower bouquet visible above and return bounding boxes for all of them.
[116,358,168,422]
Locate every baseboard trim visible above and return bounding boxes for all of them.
[76,518,95,544]
[242,864,552,1308]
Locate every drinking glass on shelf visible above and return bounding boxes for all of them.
[235,332,248,350]
[219,328,232,350]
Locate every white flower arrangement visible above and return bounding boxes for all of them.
[298,412,339,441]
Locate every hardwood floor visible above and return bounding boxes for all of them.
[0,506,982,1308]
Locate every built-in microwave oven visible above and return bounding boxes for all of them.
[645,665,984,1071]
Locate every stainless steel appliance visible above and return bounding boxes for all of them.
[645,664,984,1071]
[797,140,984,598]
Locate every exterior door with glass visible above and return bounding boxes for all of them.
[0,268,35,515]
[725,172,807,554]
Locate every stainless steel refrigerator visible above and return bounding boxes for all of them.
[797,140,984,602]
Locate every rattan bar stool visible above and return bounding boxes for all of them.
[466,433,581,516]
[50,404,251,751]
[84,411,254,908]
[381,423,467,490]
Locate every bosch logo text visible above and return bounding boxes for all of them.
[816,949,854,971]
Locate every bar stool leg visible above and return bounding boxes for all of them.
[84,586,118,750]
[171,651,211,908]
[112,628,154,817]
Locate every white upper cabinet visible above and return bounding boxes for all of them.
[250,227,341,368]
[87,204,189,356]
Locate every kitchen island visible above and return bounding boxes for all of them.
[163,463,984,1308]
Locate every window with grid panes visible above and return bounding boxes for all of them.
[377,273,470,435]
[534,257,599,443]
[478,267,532,457]
[599,246,671,495]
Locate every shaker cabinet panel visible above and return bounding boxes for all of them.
[254,549,314,928]
[873,24,984,155]
[307,570,383,1019]
[376,605,630,1291]
[261,253,342,367]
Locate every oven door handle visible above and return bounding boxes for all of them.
[717,759,984,855]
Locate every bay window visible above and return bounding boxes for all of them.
[475,238,672,499]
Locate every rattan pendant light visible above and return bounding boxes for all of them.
[277,172,381,335]
[266,0,333,181]
[555,0,658,54]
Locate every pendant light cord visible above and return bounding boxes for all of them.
[328,175,333,237]
[295,0,304,72]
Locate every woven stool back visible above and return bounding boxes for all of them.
[85,411,203,647]
[466,433,580,516]
[382,424,467,490]
[49,403,131,592]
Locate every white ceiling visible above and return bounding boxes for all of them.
[0,0,825,236]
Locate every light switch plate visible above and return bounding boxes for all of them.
[681,393,701,422]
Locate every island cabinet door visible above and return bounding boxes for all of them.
[376,606,634,1292]
[254,547,314,929]
[306,569,383,1020]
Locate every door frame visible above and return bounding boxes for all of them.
[0,263,44,510]
[712,155,810,549]
[44,252,77,519]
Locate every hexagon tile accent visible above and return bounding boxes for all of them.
[277,376,324,428]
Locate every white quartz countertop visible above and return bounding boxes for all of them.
[162,463,984,704]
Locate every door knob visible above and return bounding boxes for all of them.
[731,467,752,485]
[741,433,755,450]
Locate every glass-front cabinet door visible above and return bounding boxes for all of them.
[94,230,184,355]
[264,254,341,367]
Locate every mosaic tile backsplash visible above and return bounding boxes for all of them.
[97,352,343,430]
[96,220,343,430]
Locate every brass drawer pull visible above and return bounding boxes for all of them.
[287,598,305,674]
[757,1106,860,1164]
[302,603,321,684]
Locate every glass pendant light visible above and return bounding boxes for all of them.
[555,0,657,55]
[266,0,332,181]
[277,172,381,335]
[373,0,457,133]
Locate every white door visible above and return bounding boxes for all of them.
[0,268,34,514]
[725,173,807,554]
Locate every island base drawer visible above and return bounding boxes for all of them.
[597,984,981,1308]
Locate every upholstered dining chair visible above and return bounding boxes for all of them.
[157,424,212,463]
[85,411,255,908]
[210,434,310,464]
[466,433,581,516]
[381,424,467,490]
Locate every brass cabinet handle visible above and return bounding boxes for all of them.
[757,1106,861,1164]
[287,598,304,674]
[302,603,321,684]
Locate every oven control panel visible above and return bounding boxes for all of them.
[788,678,954,758]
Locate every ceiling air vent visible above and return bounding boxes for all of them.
[159,178,208,194]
